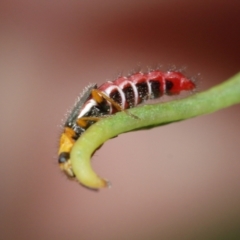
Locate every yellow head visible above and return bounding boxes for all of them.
[58,127,76,178]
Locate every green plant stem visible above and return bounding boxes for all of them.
[71,72,240,189]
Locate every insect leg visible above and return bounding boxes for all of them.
[91,89,139,119]
[76,117,101,128]
[91,89,123,111]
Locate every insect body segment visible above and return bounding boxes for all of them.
[58,70,196,179]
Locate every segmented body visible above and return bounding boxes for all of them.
[58,70,196,178]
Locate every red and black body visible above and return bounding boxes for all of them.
[58,70,196,177]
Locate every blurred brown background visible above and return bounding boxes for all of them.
[0,0,240,239]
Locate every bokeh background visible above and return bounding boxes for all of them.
[1,1,240,239]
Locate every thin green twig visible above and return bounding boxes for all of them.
[71,72,240,189]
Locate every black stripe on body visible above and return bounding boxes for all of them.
[149,80,161,98]
[123,85,135,108]
[165,80,174,94]
[110,90,122,105]
[136,82,149,102]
